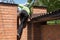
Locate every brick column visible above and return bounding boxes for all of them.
[0,3,17,40]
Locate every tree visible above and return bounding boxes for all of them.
[39,0,60,12]
[28,0,60,12]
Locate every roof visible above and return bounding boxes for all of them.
[31,9,60,23]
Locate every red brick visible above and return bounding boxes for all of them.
[0,3,17,40]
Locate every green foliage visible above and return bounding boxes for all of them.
[39,0,60,12]
[28,0,60,12]
[47,20,60,25]
[47,20,56,25]
[28,0,32,3]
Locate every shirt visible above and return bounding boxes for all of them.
[18,4,30,15]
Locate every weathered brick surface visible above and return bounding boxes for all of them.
[33,8,47,14]
[40,24,60,40]
[31,22,60,40]
[0,3,17,40]
[32,8,47,18]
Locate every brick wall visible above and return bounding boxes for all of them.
[33,8,47,14]
[0,3,17,40]
[32,7,47,18]
[31,22,60,40]
[41,24,60,40]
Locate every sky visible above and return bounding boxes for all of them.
[14,0,27,5]
[0,0,27,5]
[14,0,27,10]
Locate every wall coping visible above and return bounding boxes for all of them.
[0,2,18,6]
[33,6,47,9]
